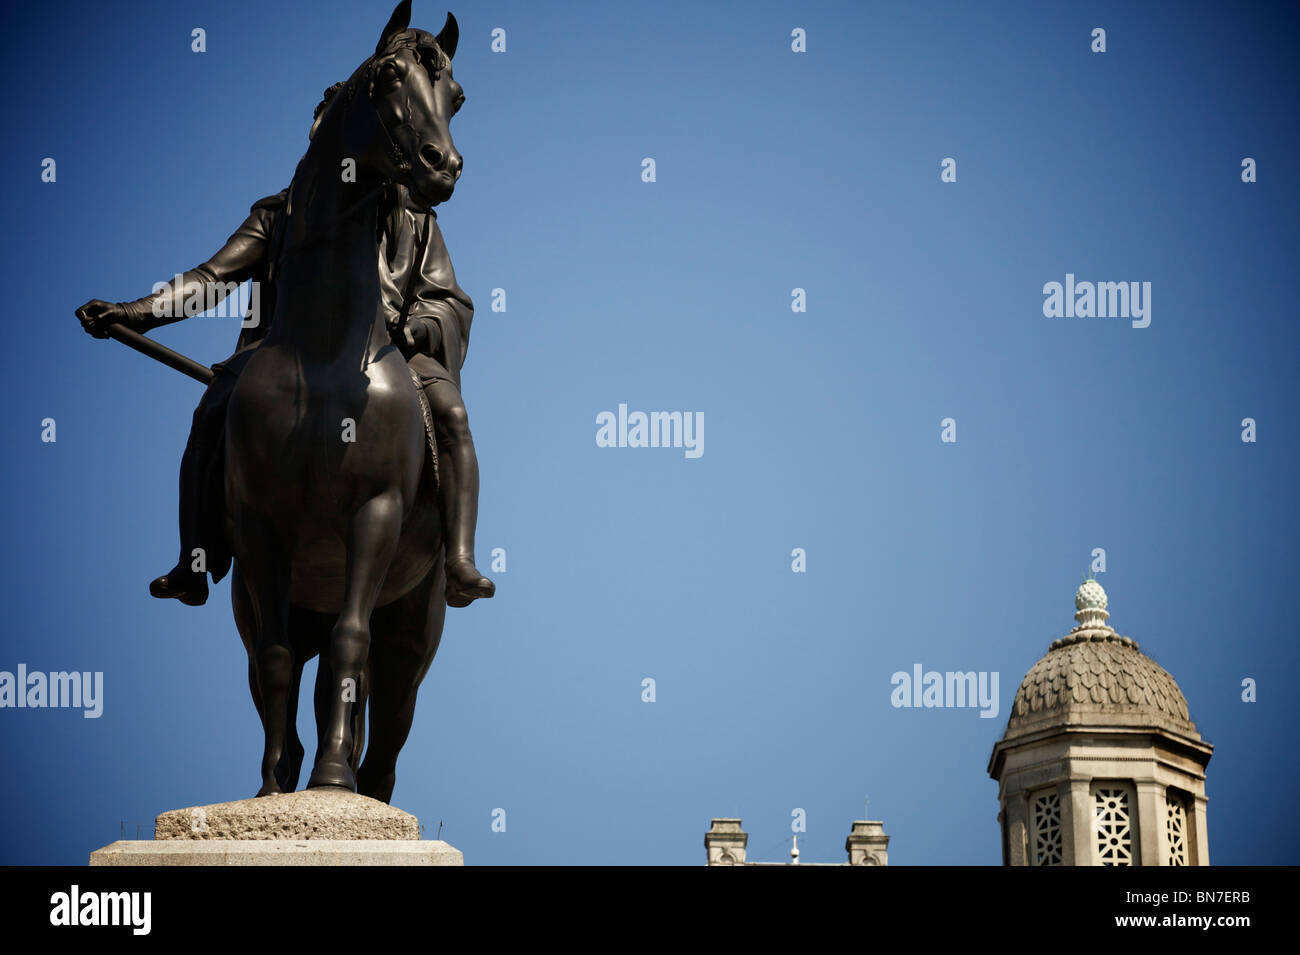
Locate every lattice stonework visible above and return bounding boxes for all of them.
[1094,787,1134,866]
[1166,793,1188,866]
[1031,792,1063,866]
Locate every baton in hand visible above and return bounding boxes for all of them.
[104,322,215,386]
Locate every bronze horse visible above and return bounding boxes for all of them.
[226,1,465,801]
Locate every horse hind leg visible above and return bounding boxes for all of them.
[308,492,404,792]
[358,557,446,803]
[285,604,339,791]
[234,564,301,793]
[235,519,294,797]
[282,651,306,792]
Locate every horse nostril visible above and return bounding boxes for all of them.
[420,143,444,170]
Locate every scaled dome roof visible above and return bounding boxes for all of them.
[1004,581,1198,739]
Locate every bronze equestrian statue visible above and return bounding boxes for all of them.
[75,2,484,802]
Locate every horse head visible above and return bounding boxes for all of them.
[315,2,465,208]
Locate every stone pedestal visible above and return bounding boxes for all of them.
[89,790,462,866]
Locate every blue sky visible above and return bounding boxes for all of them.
[1,0,1298,865]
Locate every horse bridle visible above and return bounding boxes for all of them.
[366,37,449,179]
[277,41,447,260]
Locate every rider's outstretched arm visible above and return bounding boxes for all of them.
[76,193,285,339]
[122,197,283,333]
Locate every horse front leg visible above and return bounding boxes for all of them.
[307,492,403,791]
[313,650,369,774]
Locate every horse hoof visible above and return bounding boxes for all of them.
[307,760,357,792]
[255,781,283,797]
[357,767,396,803]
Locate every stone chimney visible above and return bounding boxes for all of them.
[704,818,748,865]
[845,820,890,865]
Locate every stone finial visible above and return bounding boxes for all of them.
[1074,578,1111,630]
[845,820,889,866]
[705,818,748,866]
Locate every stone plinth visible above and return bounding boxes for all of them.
[90,839,462,866]
[89,790,462,866]
[155,789,418,841]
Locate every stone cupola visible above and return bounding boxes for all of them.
[988,579,1212,865]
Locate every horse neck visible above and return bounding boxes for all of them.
[270,136,394,367]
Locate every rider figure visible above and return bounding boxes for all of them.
[76,85,495,608]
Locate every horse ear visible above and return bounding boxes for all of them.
[376,0,412,56]
[435,12,459,60]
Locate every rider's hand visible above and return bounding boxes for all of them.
[76,299,129,339]
[402,317,441,356]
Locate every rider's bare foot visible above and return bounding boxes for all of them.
[445,557,494,607]
[149,563,208,606]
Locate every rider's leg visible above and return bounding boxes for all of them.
[422,377,494,606]
[149,373,235,605]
